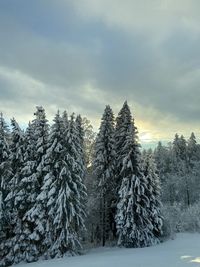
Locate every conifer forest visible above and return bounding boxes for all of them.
[0,102,200,266]
[1,1,200,266]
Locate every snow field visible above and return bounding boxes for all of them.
[17,233,200,267]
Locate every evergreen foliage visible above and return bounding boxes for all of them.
[3,118,25,265]
[115,114,154,247]
[41,113,87,257]
[93,105,116,245]
[5,102,199,265]
[22,106,49,261]
[142,151,163,240]
[115,101,134,191]
[0,113,12,260]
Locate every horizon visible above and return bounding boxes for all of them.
[1,103,199,149]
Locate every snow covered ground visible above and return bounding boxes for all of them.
[17,233,200,267]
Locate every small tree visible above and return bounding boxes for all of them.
[82,117,96,168]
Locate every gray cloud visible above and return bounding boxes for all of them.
[0,0,199,140]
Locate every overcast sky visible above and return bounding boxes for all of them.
[0,0,200,145]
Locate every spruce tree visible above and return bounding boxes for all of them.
[180,135,190,207]
[187,133,200,203]
[75,115,86,182]
[172,134,190,206]
[115,102,154,248]
[154,142,169,182]
[142,151,163,240]
[172,134,187,166]
[93,105,116,245]
[10,121,37,263]
[6,118,25,216]
[24,106,49,260]
[62,110,69,130]
[115,101,134,191]
[3,118,25,265]
[44,113,86,257]
[82,117,96,167]
[187,133,198,168]
[0,113,12,259]
[33,111,66,258]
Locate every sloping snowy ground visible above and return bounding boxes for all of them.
[17,233,200,267]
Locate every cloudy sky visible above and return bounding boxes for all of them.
[0,0,200,146]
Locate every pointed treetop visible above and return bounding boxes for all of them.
[63,110,68,119]
[34,106,46,120]
[11,117,22,131]
[62,110,69,128]
[123,100,128,106]
[189,132,196,143]
[0,112,9,138]
[76,114,83,127]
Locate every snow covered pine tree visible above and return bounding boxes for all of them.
[3,118,26,265]
[33,111,66,258]
[142,151,163,240]
[93,105,116,246]
[0,113,12,261]
[18,106,49,263]
[40,112,86,258]
[115,102,159,248]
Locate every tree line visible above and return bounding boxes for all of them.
[87,102,162,248]
[0,107,86,266]
[154,133,200,207]
[0,102,163,266]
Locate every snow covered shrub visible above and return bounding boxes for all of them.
[162,203,182,239]
[162,201,200,238]
[181,202,200,232]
